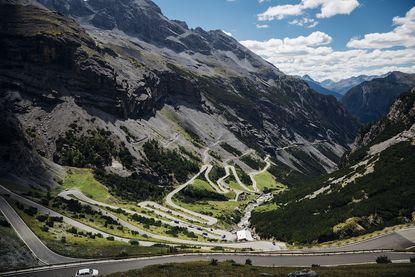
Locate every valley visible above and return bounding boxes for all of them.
[1,0,415,276]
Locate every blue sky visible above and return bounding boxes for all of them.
[154,0,415,81]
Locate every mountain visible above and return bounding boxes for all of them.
[301,75,343,100]
[322,75,382,95]
[0,0,358,191]
[251,87,415,244]
[341,72,415,123]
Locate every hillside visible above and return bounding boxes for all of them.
[341,72,415,123]
[0,0,359,190]
[251,87,415,244]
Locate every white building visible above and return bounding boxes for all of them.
[236,229,254,241]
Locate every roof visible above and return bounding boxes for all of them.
[236,230,254,241]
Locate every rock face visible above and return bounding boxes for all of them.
[341,72,415,123]
[0,0,359,187]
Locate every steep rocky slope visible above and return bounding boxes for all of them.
[0,0,358,190]
[341,72,415,123]
[251,87,415,243]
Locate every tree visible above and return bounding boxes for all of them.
[245,259,252,266]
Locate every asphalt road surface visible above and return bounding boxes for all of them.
[2,252,414,277]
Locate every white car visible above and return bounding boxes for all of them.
[75,268,99,276]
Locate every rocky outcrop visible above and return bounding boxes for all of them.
[351,87,415,153]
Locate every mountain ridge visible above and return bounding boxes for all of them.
[0,0,358,190]
[341,71,415,123]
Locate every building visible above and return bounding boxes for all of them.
[236,229,254,241]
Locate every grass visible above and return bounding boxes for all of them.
[61,168,113,203]
[192,179,216,192]
[253,171,286,192]
[106,261,415,277]
[254,203,279,213]
[174,195,256,228]
[228,180,250,193]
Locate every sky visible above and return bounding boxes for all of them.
[153,0,415,82]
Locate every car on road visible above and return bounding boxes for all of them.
[75,268,99,276]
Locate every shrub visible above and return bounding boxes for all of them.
[60,236,66,243]
[245,259,252,266]
[23,206,38,216]
[210,259,218,266]
[106,236,115,241]
[67,227,78,234]
[0,218,10,228]
[376,255,391,264]
[410,257,415,263]
[118,250,128,257]
[41,226,49,232]
[129,240,139,246]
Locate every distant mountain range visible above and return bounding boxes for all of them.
[301,75,343,100]
[341,71,415,123]
[322,75,386,95]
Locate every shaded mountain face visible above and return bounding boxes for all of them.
[251,87,415,244]
[322,75,381,95]
[341,72,415,123]
[0,0,358,188]
[301,75,342,100]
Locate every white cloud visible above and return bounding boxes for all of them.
[289,17,319,28]
[347,7,415,49]
[258,0,360,21]
[241,31,415,81]
[256,24,270,29]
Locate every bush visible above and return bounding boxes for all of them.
[376,255,391,264]
[41,226,49,232]
[210,259,218,266]
[36,214,48,222]
[106,236,115,241]
[129,240,139,246]
[61,236,66,243]
[0,218,11,227]
[245,259,252,266]
[410,257,415,263]
[67,227,78,234]
[23,206,38,216]
[118,250,128,257]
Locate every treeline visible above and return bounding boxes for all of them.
[143,140,199,184]
[179,186,228,202]
[241,155,265,170]
[55,127,135,170]
[94,169,165,201]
